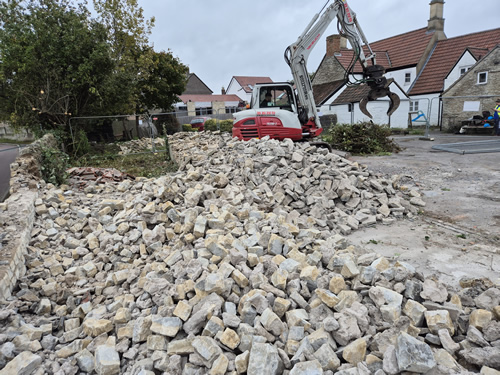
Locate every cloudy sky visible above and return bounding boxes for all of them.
[140,0,498,94]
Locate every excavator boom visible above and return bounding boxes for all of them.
[232,0,401,142]
[286,0,400,121]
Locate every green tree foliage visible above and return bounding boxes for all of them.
[138,49,188,113]
[0,0,188,138]
[0,0,114,130]
[92,0,155,115]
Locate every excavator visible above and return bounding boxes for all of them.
[232,0,401,141]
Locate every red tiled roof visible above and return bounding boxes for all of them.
[332,84,372,104]
[179,94,241,103]
[467,47,490,60]
[336,27,434,73]
[335,28,434,72]
[233,76,273,93]
[410,28,500,95]
[313,80,345,105]
[335,50,391,72]
[368,28,435,69]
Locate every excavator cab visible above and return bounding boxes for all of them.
[254,85,297,112]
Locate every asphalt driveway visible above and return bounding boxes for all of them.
[0,144,20,201]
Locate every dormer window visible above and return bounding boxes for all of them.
[460,67,471,75]
[405,73,411,84]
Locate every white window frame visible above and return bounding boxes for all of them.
[460,66,471,75]
[409,100,419,112]
[405,73,411,84]
[477,71,488,84]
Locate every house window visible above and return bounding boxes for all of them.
[196,107,212,115]
[460,67,471,75]
[225,107,237,114]
[347,103,353,112]
[405,73,411,84]
[477,72,488,84]
[409,100,419,112]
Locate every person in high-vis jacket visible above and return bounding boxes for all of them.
[494,99,500,136]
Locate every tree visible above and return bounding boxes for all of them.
[92,0,155,115]
[138,49,189,113]
[0,0,114,131]
[0,0,189,142]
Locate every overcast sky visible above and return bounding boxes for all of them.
[140,0,498,94]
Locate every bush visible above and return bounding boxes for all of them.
[71,129,91,157]
[219,120,233,133]
[182,124,197,132]
[156,114,181,135]
[40,146,70,185]
[204,119,218,132]
[322,122,401,155]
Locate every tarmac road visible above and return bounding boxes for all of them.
[0,144,20,201]
[346,132,500,290]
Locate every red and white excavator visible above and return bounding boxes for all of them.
[232,0,400,141]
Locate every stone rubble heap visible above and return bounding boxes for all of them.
[1,131,500,374]
[118,138,166,155]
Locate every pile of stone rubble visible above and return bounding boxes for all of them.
[1,131,500,374]
[118,138,166,155]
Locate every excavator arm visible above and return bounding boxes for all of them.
[285,0,400,122]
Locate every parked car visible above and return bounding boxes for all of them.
[190,117,211,131]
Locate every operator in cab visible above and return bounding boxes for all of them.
[260,92,273,107]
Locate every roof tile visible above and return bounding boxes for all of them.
[233,76,273,93]
[313,80,345,105]
[410,28,500,95]
[336,28,434,72]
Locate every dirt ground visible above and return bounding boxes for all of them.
[346,132,500,291]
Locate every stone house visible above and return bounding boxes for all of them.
[441,45,500,131]
[313,0,500,129]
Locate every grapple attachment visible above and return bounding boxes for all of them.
[359,65,401,119]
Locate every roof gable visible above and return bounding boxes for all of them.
[184,73,213,95]
[233,76,273,93]
[410,28,500,95]
[443,48,477,80]
[442,45,500,96]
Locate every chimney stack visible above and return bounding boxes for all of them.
[428,0,445,33]
[326,35,347,57]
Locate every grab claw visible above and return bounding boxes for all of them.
[359,78,400,119]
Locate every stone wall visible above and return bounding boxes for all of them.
[442,47,500,131]
[0,134,57,301]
